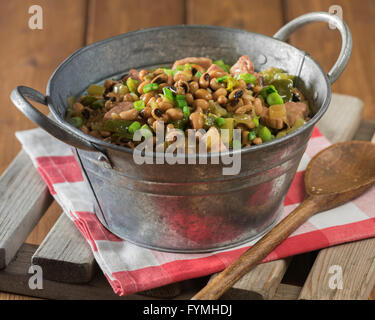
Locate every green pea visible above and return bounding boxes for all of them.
[248,130,256,141]
[215,117,226,127]
[267,92,284,106]
[258,126,273,142]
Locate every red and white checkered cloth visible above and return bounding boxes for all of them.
[16,127,375,296]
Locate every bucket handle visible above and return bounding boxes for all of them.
[273,11,352,84]
[11,86,99,152]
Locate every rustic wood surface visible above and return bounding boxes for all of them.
[0,0,374,299]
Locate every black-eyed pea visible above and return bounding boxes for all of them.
[237,79,247,89]
[100,130,111,138]
[226,98,244,112]
[253,137,263,145]
[217,95,227,105]
[210,78,223,91]
[111,113,121,120]
[252,85,262,93]
[192,99,209,111]
[147,117,156,126]
[139,69,148,81]
[213,87,227,100]
[229,88,244,100]
[81,125,89,134]
[166,108,184,121]
[152,108,168,122]
[235,104,253,114]
[104,79,116,90]
[254,98,263,116]
[104,100,113,110]
[141,92,154,105]
[159,101,174,111]
[173,70,192,82]
[73,102,84,113]
[194,89,212,101]
[189,112,204,130]
[189,81,199,93]
[175,80,189,95]
[137,80,151,94]
[199,72,210,89]
[147,97,157,107]
[140,106,152,119]
[185,93,194,105]
[242,93,255,105]
[120,109,139,121]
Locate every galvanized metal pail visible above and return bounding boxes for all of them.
[11,12,352,252]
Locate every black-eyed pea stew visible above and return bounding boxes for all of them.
[65,55,311,150]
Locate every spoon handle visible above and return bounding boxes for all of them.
[192,196,321,300]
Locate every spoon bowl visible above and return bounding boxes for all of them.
[193,141,375,300]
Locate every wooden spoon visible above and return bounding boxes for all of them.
[193,141,375,300]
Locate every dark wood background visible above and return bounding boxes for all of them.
[1,0,374,299]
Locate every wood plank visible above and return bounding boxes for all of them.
[31,213,96,283]
[86,0,185,44]
[0,244,202,300]
[272,284,301,300]
[317,94,364,143]
[0,151,53,269]
[299,119,375,300]
[299,238,375,300]
[284,0,375,121]
[0,0,88,300]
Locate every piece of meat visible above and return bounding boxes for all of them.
[172,57,212,70]
[103,102,134,120]
[230,55,255,75]
[207,63,227,78]
[122,69,141,82]
[285,102,309,126]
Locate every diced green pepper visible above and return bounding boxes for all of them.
[220,118,234,145]
[260,85,277,99]
[139,124,153,139]
[133,100,145,111]
[226,77,238,91]
[68,116,83,128]
[87,84,105,97]
[126,77,138,93]
[195,71,202,78]
[262,67,294,85]
[113,83,129,95]
[271,79,294,103]
[103,119,133,139]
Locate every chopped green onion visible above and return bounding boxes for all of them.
[163,68,174,76]
[133,100,145,111]
[258,126,273,142]
[236,73,257,84]
[215,117,226,127]
[143,83,159,93]
[253,116,259,127]
[177,99,188,108]
[176,94,185,100]
[162,87,174,101]
[216,75,228,83]
[248,130,256,141]
[128,121,141,134]
[139,124,153,139]
[87,84,105,97]
[175,65,184,71]
[68,117,83,128]
[195,71,202,78]
[267,92,284,106]
[183,106,190,117]
[126,77,138,93]
[213,59,231,73]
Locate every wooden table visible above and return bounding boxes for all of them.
[1,0,374,300]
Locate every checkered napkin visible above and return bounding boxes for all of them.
[16,127,375,296]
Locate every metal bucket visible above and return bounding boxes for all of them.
[11,12,352,252]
